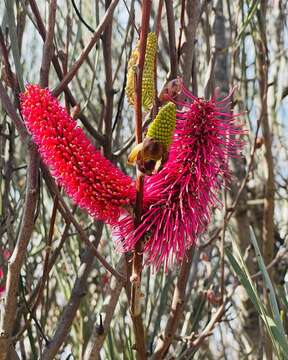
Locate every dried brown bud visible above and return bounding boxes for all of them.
[255,137,264,149]
[159,77,183,103]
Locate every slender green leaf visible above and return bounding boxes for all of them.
[278,286,288,312]
[225,247,262,313]
[249,227,286,338]
[4,0,25,91]
[264,315,288,356]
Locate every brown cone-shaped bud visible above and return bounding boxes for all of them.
[135,137,165,175]
[159,77,183,104]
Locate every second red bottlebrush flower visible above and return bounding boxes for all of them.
[21,85,135,225]
[115,84,245,269]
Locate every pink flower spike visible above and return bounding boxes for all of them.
[115,84,245,269]
[21,85,136,225]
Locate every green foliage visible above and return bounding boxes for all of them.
[226,228,288,358]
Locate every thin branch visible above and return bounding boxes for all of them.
[52,0,119,97]
[83,255,127,359]
[13,206,76,341]
[39,0,57,88]
[29,0,105,145]
[179,304,226,359]
[165,0,178,79]
[41,166,126,283]
[102,0,114,157]
[129,2,152,359]
[0,144,39,360]
[71,0,95,33]
[0,81,29,143]
[152,251,194,359]
[41,223,103,360]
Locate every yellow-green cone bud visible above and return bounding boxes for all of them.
[125,32,157,111]
[146,102,176,148]
[142,32,157,111]
[125,46,139,107]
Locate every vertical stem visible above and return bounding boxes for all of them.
[0,145,39,360]
[130,1,152,359]
[152,251,194,358]
[165,0,178,79]
[256,2,274,359]
[102,0,114,158]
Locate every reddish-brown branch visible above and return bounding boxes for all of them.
[177,0,186,63]
[165,0,178,79]
[129,2,152,359]
[155,0,164,37]
[0,28,19,94]
[39,0,56,88]
[102,0,114,157]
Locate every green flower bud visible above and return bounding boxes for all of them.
[125,32,157,111]
[146,102,176,149]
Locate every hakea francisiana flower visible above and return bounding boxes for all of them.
[115,84,244,270]
[21,85,135,224]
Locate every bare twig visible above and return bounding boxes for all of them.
[41,166,126,283]
[129,2,152,359]
[13,206,76,341]
[181,0,201,86]
[41,223,103,360]
[39,0,57,88]
[28,0,105,145]
[165,0,178,79]
[52,0,119,97]
[102,0,114,157]
[152,251,193,359]
[179,304,226,359]
[71,0,95,33]
[0,144,39,360]
[83,255,127,359]
[0,82,29,143]
[177,0,186,63]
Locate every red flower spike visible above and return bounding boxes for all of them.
[21,85,135,224]
[115,84,245,270]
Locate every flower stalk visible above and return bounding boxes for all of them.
[129,1,152,359]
